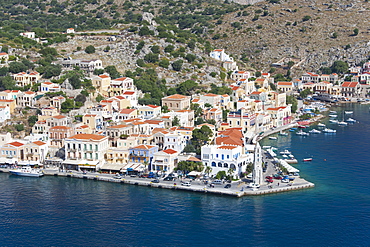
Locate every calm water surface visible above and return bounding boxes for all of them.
[0,104,369,246]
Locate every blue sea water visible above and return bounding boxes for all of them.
[0,104,369,247]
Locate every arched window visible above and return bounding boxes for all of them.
[230,164,236,170]
[218,162,222,167]
[223,163,228,168]
[211,162,216,167]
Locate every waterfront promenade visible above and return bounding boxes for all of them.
[0,161,314,197]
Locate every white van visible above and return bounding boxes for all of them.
[212,180,222,185]
[181,181,191,186]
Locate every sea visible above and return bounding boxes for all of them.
[0,104,369,247]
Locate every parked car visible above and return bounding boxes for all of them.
[140,174,149,178]
[247,183,260,188]
[213,179,222,185]
[113,174,122,179]
[224,184,231,189]
[181,181,191,186]
[266,178,273,183]
[273,175,283,180]
[151,179,160,183]
[265,176,273,179]
[164,177,174,181]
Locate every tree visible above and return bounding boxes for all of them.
[94,68,104,75]
[15,124,24,132]
[96,95,104,102]
[28,116,38,127]
[286,95,298,113]
[75,94,87,104]
[191,125,213,154]
[105,65,120,79]
[175,161,203,173]
[42,65,62,78]
[151,45,160,54]
[332,32,338,39]
[331,61,348,74]
[136,59,146,67]
[172,116,180,126]
[159,58,169,68]
[172,59,183,71]
[139,26,153,36]
[302,15,311,22]
[144,53,159,63]
[69,74,81,89]
[85,45,96,54]
[300,89,312,98]
[9,62,27,73]
[39,47,58,57]
[353,28,359,36]
[320,67,332,74]
[227,167,235,180]
[287,61,294,68]
[185,54,196,63]
[205,166,212,177]
[176,80,198,95]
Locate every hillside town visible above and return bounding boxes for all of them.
[0,45,369,184]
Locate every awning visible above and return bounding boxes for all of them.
[62,159,99,166]
[188,171,202,176]
[17,161,41,166]
[100,164,125,171]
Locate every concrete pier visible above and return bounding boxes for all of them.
[0,168,315,198]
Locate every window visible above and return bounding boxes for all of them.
[211,162,216,167]
[227,155,229,159]
[222,154,224,160]
[218,162,222,167]
[216,154,218,158]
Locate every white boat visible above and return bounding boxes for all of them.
[288,154,295,158]
[309,129,321,134]
[278,131,288,136]
[346,118,356,123]
[296,130,309,136]
[317,123,326,127]
[269,136,277,140]
[338,121,348,126]
[303,158,313,162]
[282,155,288,158]
[280,150,291,155]
[329,114,337,118]
[329,110,337,114]
[322,128,336,133]
[329,119,338,124]
[344,111,353,114]
[9,166,44,177]
[262,146,271,149]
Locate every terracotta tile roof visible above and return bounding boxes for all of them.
[187,156,201,162]
[123,91,135,95]
[77,125,89,129]
[152,128,170,134]
[112,77,128,81]
[147,104,160,108]
[0,100,14,102]
[9,141,24,147]
[203,93,218,97]
[0,52,8,55]
[144,120,163,125]
[341,81,359,88]
[222,94,229,97]
[84,114,97,117]
[53,115,66,119]
[25,91,35,95]
[217,145,237,150]
[250,91,262,95]
[132,144,155,150]
[43,82,53,85]
[33,141,46,146]
[68,134,107,141]
[277,81,292,86]
[119,109,136,114]
[99,75,110,78]
[213,49,223,52]
[50,126,71,130]
[107,124,129,129]
[165,94,188,99]
[192,99,200,102]
[216,128,243,146]
[162,149,177,154]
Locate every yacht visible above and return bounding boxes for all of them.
[296,130,309,136]
[329,114,337,118]
[322,128,336,133]
[329,119,339,124]
[344,111,353,114]
[317,123,326,127]
[338,121,348,126]
[269,136,277,140]
[309,129,321,134]
[9,166,44,177]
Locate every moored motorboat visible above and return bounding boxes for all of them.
[269,136,277,140]
[298,125,307,129]
[344,111,353,114]
[9,166,44,177]
[280,150,291,155]
[329,119,338,124]
[317,123,326,127]
[322,128,336,133]
[296,130,309,136]
[303,158,313,162]
[346,118,356,123]
[309,129,321,134]
[329,110,337,114]
[329,114,337,118]
[278,131,288,136]
[338,121,348,126]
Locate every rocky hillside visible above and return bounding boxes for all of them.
[213,0,370,74]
